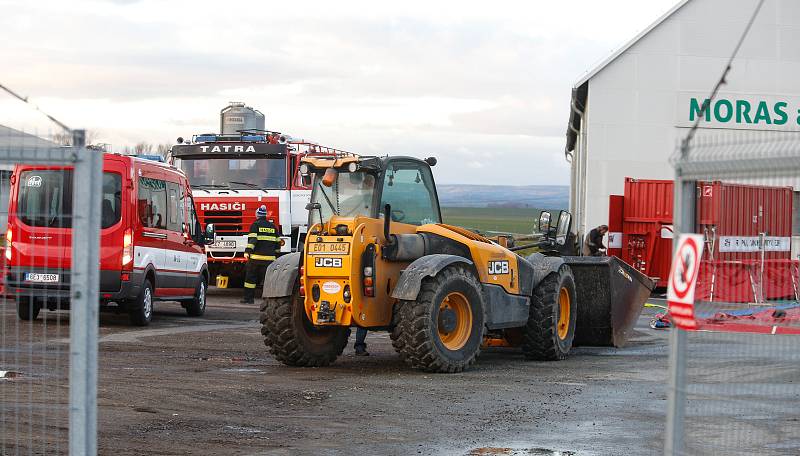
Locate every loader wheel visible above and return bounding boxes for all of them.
[521,265,577,361]
[394,265,484,373]
[259,285,350,367]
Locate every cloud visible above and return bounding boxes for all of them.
[0,0,680,185]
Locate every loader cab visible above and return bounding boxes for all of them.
[303,156,442,228]
[537,210,577,256]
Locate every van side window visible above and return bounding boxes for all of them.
[138,177,167,229]
[101,173,122,229]
[187,197,200,240]
[166,181,184,233]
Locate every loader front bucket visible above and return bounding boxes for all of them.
[565,256,655,347]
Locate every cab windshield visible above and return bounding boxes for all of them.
[309,171,376,225]
[176,157,286,189]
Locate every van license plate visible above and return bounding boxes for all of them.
[211,241,237,249]
[25,273,59,283]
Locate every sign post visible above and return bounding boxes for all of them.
[667,234,704,330]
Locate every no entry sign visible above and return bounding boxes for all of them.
[667,234,704,330]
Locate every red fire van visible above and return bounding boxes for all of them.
[6,154,216,326]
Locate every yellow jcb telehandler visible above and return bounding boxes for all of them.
[260,155,653,373]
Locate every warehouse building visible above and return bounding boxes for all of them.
[565,0,800,254]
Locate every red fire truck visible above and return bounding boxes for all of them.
[170,132,350,286]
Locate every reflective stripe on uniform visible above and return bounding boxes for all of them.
[247,233,258,238]
[256,235,278,241]
[246,243,255,249]
[258,227,275,233]
[249,254,276,261]
[244,282,257,289]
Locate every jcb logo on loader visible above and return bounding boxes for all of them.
[315,257,343,268]
[488,260,510,275]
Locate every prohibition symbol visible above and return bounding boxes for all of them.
[668,234,704,306]
[671,237,699,299]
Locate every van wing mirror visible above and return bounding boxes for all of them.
[203,223,216,246]
[538,211,551,234]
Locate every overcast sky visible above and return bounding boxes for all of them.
[0,0,678,185]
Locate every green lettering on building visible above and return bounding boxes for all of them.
[688,97,800,126]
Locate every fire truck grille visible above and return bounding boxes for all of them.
[202,211,245,236]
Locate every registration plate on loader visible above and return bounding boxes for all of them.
[308,242,350,255]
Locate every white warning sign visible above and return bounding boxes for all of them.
[667,234,704,330]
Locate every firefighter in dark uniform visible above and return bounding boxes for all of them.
[241,205,280,304]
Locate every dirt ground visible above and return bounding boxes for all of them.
[1,289,793,455]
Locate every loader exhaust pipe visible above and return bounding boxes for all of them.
[383,203,393,246]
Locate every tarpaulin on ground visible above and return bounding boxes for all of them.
[695,260,799,303]
[696,303,800,335]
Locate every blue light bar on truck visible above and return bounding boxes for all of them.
[241,135,266,142]
[136,154,166,163]
[195,134,217,143]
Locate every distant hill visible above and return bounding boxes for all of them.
[437,184,569,209]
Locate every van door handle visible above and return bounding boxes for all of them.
[142,232,167,239]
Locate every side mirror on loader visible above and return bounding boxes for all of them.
[555,211,572,246]
[538,211,551,234]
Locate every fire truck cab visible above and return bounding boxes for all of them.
[171,132,343,286]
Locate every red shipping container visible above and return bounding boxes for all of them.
[696,181,793,262]
[620,178,674,287]
[607,195,624,258]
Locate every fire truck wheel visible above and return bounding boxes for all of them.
[184,277,207,317]
[128,279,154,327]
[260,286,350,367]
[17,297,41,321]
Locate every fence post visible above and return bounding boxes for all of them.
[664,158,696,455]
[69,142,102,456]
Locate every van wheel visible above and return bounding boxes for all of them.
[129,279,154,326]
[185,277,207,317]
[17,297,41,321]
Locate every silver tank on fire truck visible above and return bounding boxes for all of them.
[220,102,265,135]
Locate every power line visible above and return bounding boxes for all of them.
[0,82,72,133]
[681,0,766,155]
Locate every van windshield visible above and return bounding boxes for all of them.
[177,157,286,190]
[17,170,122,229]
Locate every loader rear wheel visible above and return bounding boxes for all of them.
[394,265,484,373]
[521,265,577,361]
[259,285,350,367]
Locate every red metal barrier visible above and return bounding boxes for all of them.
[695,259,799,303]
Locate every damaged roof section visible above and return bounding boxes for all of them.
[565,83,588,160]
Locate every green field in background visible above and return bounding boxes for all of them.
[441,207,542,235]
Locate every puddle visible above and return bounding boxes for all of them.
[223,425,263,434]
[467,448,577,456]
[221,368,265,373]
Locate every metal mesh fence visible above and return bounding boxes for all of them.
[0,124,102,455]
[667,130,800,455]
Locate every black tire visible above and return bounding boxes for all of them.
[17,297,40,321]
[185,277,207,317]
[394,264,485,373]
[259,285,350,367]
[521,265,577,361]
[128,279,154,326]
